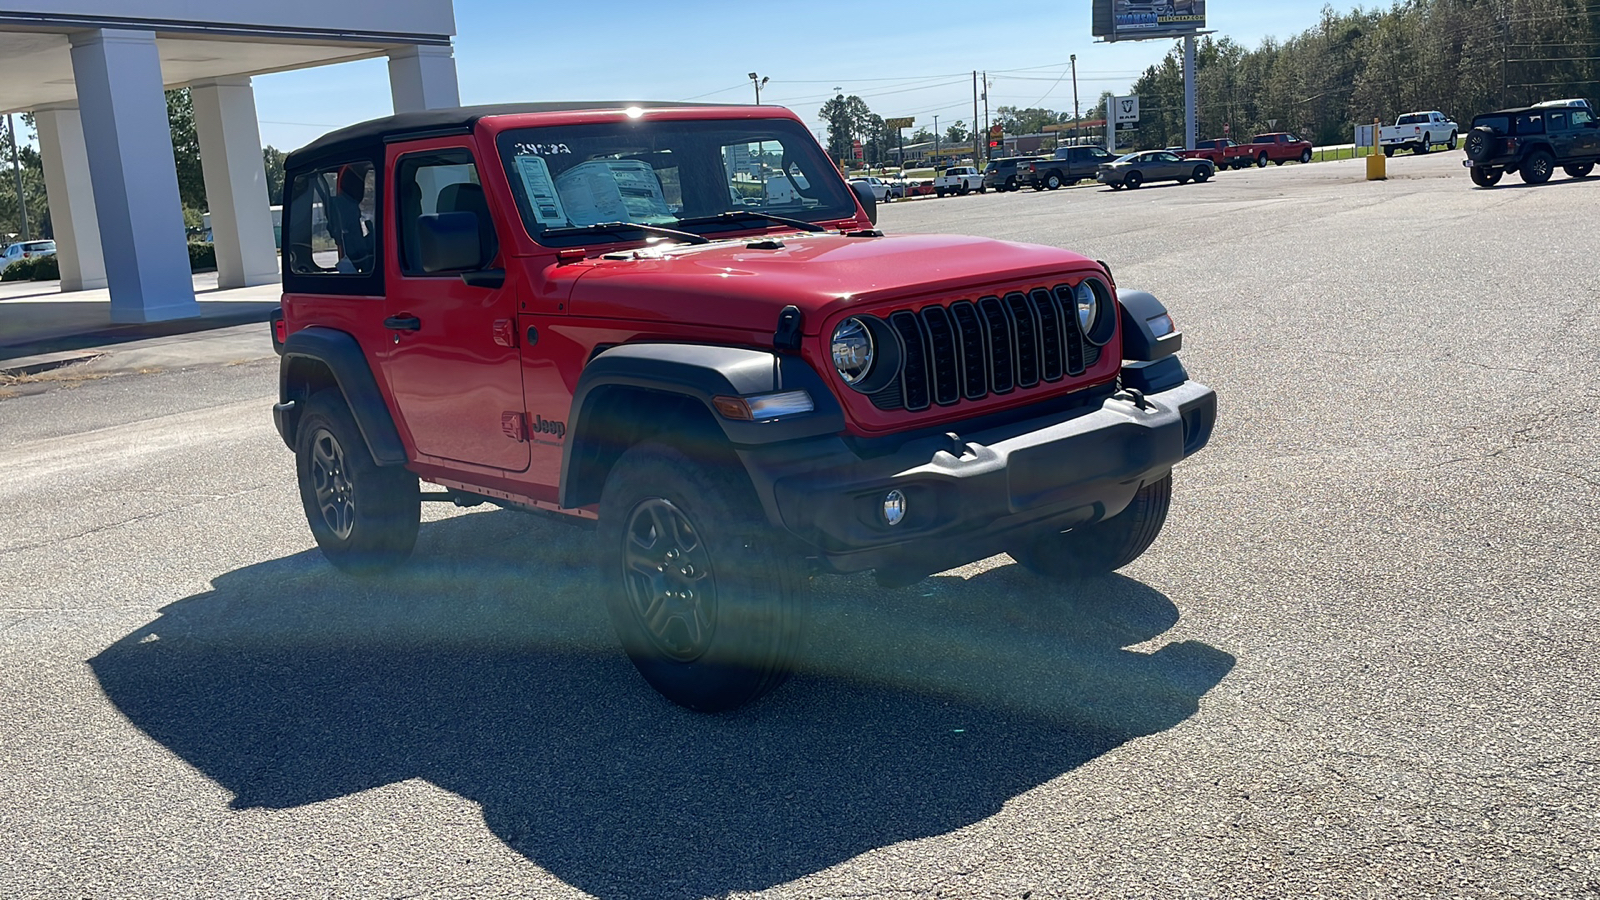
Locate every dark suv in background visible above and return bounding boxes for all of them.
[1463,101,1599,186]
[982,156,1043,192]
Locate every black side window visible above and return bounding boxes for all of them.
[286,162,377,276]
[395,149,496,276]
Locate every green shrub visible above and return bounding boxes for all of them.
[27,253,60,281]
[187,241,217,272]
[2,256,39,282]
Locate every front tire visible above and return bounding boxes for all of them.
[1009,475,1172,580]
[1124,171,1144,189]
[1300,149,1313,164]
[1563,162,1593,178]
[1447,131,1458,150]
[1192,165,1211,183]
[1520,150,1554,185]
[598,441,807,712]
[295,390,420,574]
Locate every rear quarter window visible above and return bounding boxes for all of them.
[1473,116,1510,134]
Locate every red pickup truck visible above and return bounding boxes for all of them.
[1178,139,1254,171]
[1240,132,1314,167]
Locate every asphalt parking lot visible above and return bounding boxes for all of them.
[2,151,1597,899]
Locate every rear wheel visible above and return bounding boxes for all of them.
[1520,150,1554,185]
[1469,165,1503,187]
[1257,153,1269,168]
[295,390,420,575]
[1009,475,1172,580]
[1109,182,1125,191]
[1416,133,1432,154]
[1124,171,1144,189]
[598,441,808,712]
[1563,162,1593,178]
[1384,145,1396,157]
[1045,173,1063,190]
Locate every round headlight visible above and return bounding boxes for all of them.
[831,317,874,385]
[1074,281,1099,333]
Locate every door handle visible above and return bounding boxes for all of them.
[384,315,421,331]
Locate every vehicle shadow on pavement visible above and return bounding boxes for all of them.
[90,507,1234,900]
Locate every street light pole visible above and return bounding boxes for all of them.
[747,72,768,104]
[1070,55,1081,147]
[934,114,939,162]
[6,113,28,241]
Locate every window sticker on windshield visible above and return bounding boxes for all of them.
[554,159,673,227]
[514,155,568,226]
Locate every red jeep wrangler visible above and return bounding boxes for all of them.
[270,102,1217,711]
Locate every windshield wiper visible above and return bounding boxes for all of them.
[541,221,710,244]
[674,211,828,233]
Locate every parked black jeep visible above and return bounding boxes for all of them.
[1462,102,1600,186]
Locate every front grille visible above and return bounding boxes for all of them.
[868,282,1104,412]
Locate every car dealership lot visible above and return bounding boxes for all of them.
[2,152,1597,899]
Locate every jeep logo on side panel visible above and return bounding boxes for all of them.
[531,415,566,440]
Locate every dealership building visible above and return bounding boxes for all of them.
[0,2,459,323]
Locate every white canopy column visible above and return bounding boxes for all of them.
[32,104,106,292]
[68,28,198,322]
[191,76,279,289]
[388,44,460,113]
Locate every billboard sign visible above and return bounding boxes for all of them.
[1093,0,1206,42]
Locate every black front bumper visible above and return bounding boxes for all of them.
[740,376,1217,580]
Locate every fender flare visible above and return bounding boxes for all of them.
[1117,290,1183,361]
[560,343,845,509]
[277,327,408,466]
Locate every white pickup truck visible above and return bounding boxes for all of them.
[933,165,985,197]
[1380,111,1460,156]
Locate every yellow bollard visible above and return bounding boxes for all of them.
[1366,117,1387,180]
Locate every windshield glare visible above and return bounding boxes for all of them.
[496,118,857,243]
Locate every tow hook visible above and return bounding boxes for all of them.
[1113,387,1151,410]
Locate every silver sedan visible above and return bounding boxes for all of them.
[1096,150,1215,190]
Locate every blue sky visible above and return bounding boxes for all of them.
[252,0,1344,151]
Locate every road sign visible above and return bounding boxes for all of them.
[1114,95,1140,124]
[885,117,914,130]
[989,123,1003,138]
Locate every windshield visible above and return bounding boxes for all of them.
[496,117,857,244]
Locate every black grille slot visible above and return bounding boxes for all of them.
[950,301,987,399]
[866,281,1104,414]
[978,296,1014,394]
[889,310,931,411]
[1005,291,1041,388]
[1054,284,1086,375]
[920,305,961,406]
[1031,288,1064,381]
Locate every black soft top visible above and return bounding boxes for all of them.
[285,100,743,170]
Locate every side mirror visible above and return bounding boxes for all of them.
[418,211,485,273]
[851,180,878,225]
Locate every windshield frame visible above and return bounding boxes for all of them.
[494,116,859,248]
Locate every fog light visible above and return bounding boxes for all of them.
[882,490,907,526]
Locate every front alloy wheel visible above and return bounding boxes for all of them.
[599,441,807,711]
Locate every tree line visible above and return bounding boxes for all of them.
[1127,0,1599,149]
[1,89,287,243]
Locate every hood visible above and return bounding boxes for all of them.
[564,232,1098,334]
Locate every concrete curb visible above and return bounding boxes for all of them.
[0,304,276,364]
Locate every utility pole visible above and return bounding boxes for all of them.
[972,70,981,165]
[6,113,28,241]
[982,71,990,148]
[1070,55,1081,147]
[747,72,768,104]
[934,114,940,163]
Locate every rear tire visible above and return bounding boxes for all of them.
[295,390,420,575]
[598,441,807,712]
[1009,475,1172,580]
[1520,150,1554,185]
[1416,133,1432,154]
[1257,153,1269,168]
[1384,145,1396,157]
[1469,165,1503,187]
[1045,173,1063,190]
